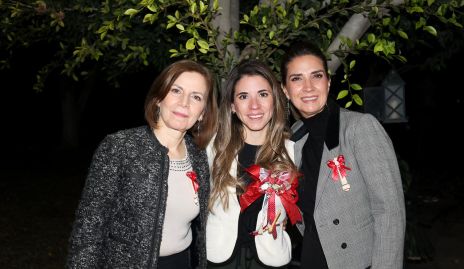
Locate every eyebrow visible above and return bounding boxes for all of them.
[311,69,325,75]
[235,91,248,97]
[235,88,269,96]
[172,84,183,90]
[288,72,302,76]
[192,91,205,96]
[288,69,325,77]
[173,84,205,95]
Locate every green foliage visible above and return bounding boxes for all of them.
[0,0,174,91]
[119,0,464,105]
[329,0,463,107]
[1,0,463,103]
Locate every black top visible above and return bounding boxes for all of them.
[236,143,263,251]
[293,107,330,269]
[211,142,276,268]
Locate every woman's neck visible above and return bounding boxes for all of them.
[243,129,267,146]
[153,127,186,159]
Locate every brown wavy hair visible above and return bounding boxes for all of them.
[209,59,297,211]
[144,59,217,149]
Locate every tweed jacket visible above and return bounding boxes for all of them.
[205,139,295,267]
[67,126,210,269]
[292,103,406,269]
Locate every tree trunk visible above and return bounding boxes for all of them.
[327,0,406,73]
[211,0,240,60]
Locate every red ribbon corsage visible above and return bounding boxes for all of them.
[240,165,302,239]
[327,155,351,191]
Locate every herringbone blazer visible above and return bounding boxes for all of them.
[292,104,406,269]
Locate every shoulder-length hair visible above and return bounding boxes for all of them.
[144,59,217,149]
[210,59,297,210]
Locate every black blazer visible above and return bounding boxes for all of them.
[67,126,210,268]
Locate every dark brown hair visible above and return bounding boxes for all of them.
[144,59,217,149]
[280,41,329,119]
[280,40,329,84]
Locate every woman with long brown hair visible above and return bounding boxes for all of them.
[206,59,300,268]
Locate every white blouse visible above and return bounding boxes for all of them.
[159,155,199,256]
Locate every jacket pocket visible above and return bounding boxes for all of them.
[104,221,141,268]
[356,215,374,230]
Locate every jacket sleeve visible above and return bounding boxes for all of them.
[254,195,292,267]
[66,135,121,268]
[352,113,406,269]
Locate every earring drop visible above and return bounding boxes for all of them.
[197,120,202,134]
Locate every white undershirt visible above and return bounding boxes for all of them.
[159,155,200,256]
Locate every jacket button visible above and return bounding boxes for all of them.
[341,243,347,249]
[333,219,339,225]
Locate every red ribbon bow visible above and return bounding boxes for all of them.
[239,165,302,231]
[327,155,351,181]
[186,171,199,193]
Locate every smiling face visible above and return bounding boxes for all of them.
[157,71,207,133]
[283,55,330,118]
[231,75,274,142]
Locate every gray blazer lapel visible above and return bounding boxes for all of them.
[293,133,307,169]
[315,146,336,209]
[291,120,305,169]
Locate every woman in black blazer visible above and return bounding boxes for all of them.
[67,59,217,269]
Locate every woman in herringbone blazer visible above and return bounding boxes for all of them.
[280,41,406,269]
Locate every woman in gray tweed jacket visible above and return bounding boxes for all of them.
[67,60,217,269]
[280,41,405,269]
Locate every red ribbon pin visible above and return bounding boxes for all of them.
[186,171,199,193]
[327,155,351,191]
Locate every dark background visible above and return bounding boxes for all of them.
[0,42,463,268]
